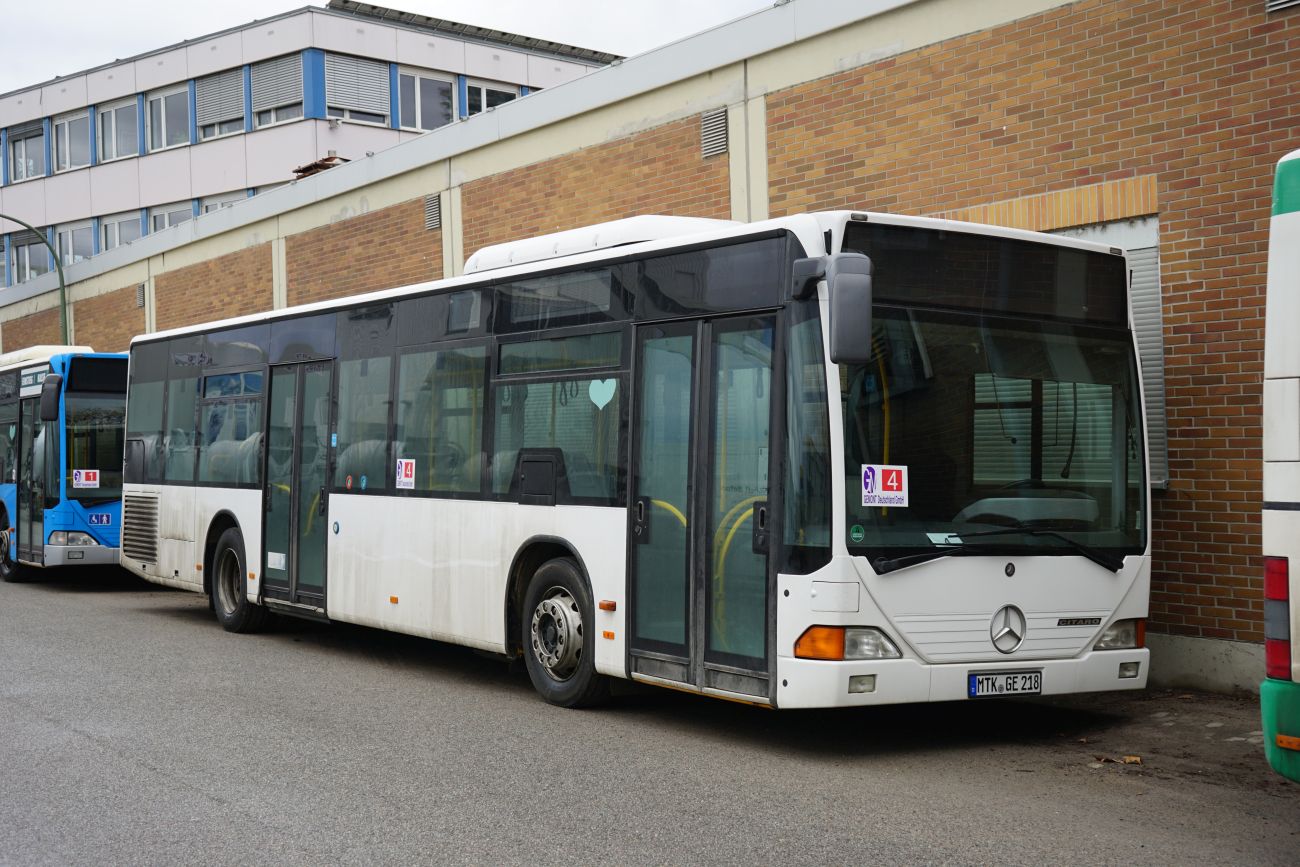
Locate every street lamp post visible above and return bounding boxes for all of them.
[0,212,69,344]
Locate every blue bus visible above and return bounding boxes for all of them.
[0,346,128,581]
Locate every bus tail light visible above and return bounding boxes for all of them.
[1265,557,1292,681]
[795,626,901,660]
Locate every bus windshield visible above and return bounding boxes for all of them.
[838,274,1146,567]
[64,358,128,504]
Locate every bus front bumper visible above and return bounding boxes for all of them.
[1262,678,1300,783]
[43,545,120,567]
[775,649,1150,709]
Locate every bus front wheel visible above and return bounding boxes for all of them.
[522,557,609,708]
[211,527,269,634]
[0,527,26,583]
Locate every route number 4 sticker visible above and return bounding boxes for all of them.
[395,458,416,490]
[862,464,908,507]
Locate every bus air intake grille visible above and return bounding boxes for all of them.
[121,494,159,565]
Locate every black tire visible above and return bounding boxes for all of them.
[521,557,609,708]
[0,523,26,583]
[211,527,269,633]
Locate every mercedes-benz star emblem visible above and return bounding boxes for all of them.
[990,604,1027,654]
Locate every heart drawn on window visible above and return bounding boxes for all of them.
[588,378,617,410]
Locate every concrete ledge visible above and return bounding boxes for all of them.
[1147,633,1264,696]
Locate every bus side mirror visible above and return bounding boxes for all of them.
[39,374,62,422]
[827,253,874,365]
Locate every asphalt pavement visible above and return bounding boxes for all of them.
[1,568,1296,865]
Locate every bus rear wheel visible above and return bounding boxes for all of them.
[522,557,609,708]
[211,527,269,634]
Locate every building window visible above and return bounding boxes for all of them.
[252,54,304,129]
[53,112,90,172]
[147,86,189,151]
[55,222,94,266]
[8,124,45,181]
[150,203,192,232]
[324,53,389,125]
[398,70,454,131]
[465,81,516,116]
[98,99,139,162]
[101,212,142,251]
[10,232,50,283]
[201,192,245,214]
[196,69,244,141]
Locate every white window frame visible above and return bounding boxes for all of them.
[100,211,142,251]
[10,234,50,283]
[464,79,517,117]
[53,111,91,173]
[147,86,190,153]
[196,70,245,142]
[55,220,95,266]
[397,68,456,132]
[325,105,388,126]
[98,98,139,163]
[254,102,303,129]
[200,192,246,214]
[150,202,193,232]
[8,128,45,182]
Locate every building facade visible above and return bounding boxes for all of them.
[1,0,1296,691]
[0,0,613,288]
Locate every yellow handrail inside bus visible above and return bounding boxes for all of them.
[650,498,687,528]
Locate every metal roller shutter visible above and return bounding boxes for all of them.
[195,69,244,126]
[325,53,390,115]
[251,55,303,112]
[1127,245,1169,487]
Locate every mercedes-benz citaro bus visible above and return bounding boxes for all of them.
[1262,147,1300,782]
[119,211,1149,708]
[0,346,128,581]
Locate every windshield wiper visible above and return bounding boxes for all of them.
[871,528,1125,575]
[953,526,1124,573]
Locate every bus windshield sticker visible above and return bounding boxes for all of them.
[589,378,616,410]
[88,513,112,526]
[267,552,286,570]
[861,464,908,508]
[396,459,415,490]
[72,469,101,489]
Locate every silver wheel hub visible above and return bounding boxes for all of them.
[530,588,582,680]
[216,549,240,614]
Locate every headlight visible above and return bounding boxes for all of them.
[48,531,98,546]
[795,626,902,660]
[1094,618,1145,650]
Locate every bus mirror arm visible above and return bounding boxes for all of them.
[39,374,62,423]
[826,252,874,366]
[790,257,826,300]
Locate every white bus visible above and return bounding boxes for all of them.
[1263,147,1300,782]
[120,211,1150,708]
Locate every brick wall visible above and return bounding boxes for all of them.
[766,0,1300,642]
[1,307,62,352]
[285,197,441,306]
[461,115,730,255]
[154,244,273,333]
[74,285,145,353]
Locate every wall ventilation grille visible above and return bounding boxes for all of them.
[700,108,728,158]
[424,194,441,230]
[135,284,146,308]
[1267,0,1300,11]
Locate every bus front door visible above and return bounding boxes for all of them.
[262,362,333,609]
[16,398,45,564]
[628,314,777,701]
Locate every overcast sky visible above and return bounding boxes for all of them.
[0,0,774,94]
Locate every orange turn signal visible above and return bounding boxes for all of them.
[1278,733,1300,752]
[390,595,399,604]
[795,626,846,660]
[602,630,615,640]
[599,600,617,612]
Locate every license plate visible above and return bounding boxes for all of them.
[968,670,1041,698]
